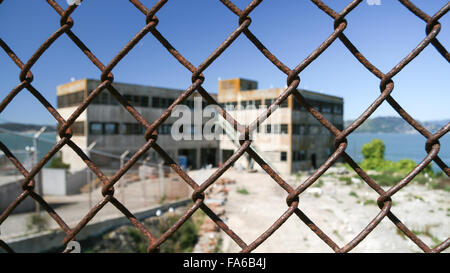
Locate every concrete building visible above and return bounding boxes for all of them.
[217,78,344,174]
[56,78,343,175]
[56,79,219,172]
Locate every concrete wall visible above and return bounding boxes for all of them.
[41,168,86,196]
[3,199,190,253]
[42,168,67,196]
[66,169,88,195]
[0,180,36,214]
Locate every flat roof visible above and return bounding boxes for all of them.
[84,78,185,93]
[57,79,341,102]
[298,89,343,102]
[57,78,218,99]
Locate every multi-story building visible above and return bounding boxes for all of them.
[56,78,343,174]
[217,78,344,174]
[56,79,219,172]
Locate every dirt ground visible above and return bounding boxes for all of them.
[2,165,448,253]
[189,166,449,253]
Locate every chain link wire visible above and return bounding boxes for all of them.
[0,0,449,253]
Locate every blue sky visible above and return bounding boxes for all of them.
[0,0,448,125]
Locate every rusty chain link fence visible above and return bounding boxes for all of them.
[0,0,449,253]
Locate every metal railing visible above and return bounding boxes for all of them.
[0,0,448,253]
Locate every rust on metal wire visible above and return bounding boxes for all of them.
[0,0,449,253]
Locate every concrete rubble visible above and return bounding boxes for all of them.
[193,177,236,253]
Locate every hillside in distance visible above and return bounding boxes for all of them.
[0,122,57,133]
[344,116,449,134]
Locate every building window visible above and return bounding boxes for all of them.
[151,96,175,108]
[125,95,149,107]
[302,125,308,135]
[265,124,272,134]
[247,100,256,109]
[309,125,319,135]
[71,121,85,136]
[152,97,160,108]
[89,122,103,135]
[280,124,288,134]
[158,124,172,135]
[57,91,85,108]
[336,123,344,131]
[140,96,149,107]
[300,150,306,161]
[293,150,306,161]
[265,98,275,107]
[293,125,299,135]
[98,93,108,105]
[104,123,119,135]
[224,101,237,110]
[183,100,195,109]
[312,101,321,112]
[293,99,305,111]
[169,98,176,107]
[255,100,261,109]
[333,104,343,114]
[161,98,168,108]
[123,95,148,107]
[280,151,287,161]
[273,124,280,134]
[280,99,288,108]
[90,91,118,105]
[124,123,144,135]
[321,103,332,113]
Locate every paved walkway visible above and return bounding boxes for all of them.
[0,177,184,240]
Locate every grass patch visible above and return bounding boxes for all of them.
[407,193,424,202]
[412,225,441,248]
[370,171,402,187]
[313,179,324,188]
[396,227,407,240]
[429,177,450,192]
[338,176,352,185]
[155,213,201,253]
[333,230,344,241]
[237,187,249,195]
[26,213,49,232]
[363,200,377,206]
[214,237,223,253]
[349,191,358,198]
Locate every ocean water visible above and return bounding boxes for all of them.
[0,132,449,172]
[346,133,450,172]
[0,132,57,166]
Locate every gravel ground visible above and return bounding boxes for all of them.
[189,166,449,253]
[2,166,448,253]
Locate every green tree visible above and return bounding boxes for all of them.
[395,158,433,176]
[361,139,385,160]
[360,140,434,176]
[395,159,417,174]
[48,157,70,169]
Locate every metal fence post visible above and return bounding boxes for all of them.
[119,150,129,204]
[32,126,46,214]
[86,141,97,209]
